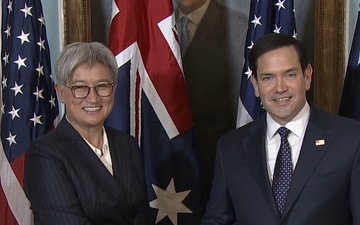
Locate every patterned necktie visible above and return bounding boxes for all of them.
[272,127,292,214]
[180,16,191,58]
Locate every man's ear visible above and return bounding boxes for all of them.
[304,64,313,91]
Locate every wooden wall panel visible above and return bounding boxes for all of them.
[63,0,91,44]
[314,0,345,114]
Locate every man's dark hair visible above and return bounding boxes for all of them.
[248,33,309,79]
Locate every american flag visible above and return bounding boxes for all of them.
[0,0,58,224]
[339,3,360,120]
[236,0,297,127]
[105,0,204,224]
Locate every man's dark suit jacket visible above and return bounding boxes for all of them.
[181,0,247,195]
[24,117,149,225]
[201,104,360,224]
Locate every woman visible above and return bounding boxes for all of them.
[24,42,149,225]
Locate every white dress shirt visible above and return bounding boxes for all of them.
[266,102,310,184]
[175,0,210,41]
[83,127,113,175]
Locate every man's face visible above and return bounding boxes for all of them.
[250,46,312,125]
[176,0,207,14]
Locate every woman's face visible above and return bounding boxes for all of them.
[56,62,116,132]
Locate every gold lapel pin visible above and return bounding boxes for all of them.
[315,139,325,146]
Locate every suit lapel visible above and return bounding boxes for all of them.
[281,106,334,220]
[107,129,134,197]
[56,118,133,223]
[186,0,221,57]
[104,129,135,224]
[58,118,117,188]
[243,115,280,217]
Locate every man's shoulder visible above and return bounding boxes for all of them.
[221,119,262,142]
[209,0,247,23]
[310,105,360,133]
[328,113,360,130]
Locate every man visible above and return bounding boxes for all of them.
[201,33,360,224]
[175,0,247,197]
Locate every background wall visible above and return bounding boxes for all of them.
[218,0,315,67]
[42,0,359,90]
[87,0,315,101]
[42,0,360,64]
[89,0,314,67]
[42,1,61,74]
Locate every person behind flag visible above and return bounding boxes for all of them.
[106,0,206,223]
[174,0,247,198]
[338,2,360,120]
[201,33,360,224]
[23,42,149,225]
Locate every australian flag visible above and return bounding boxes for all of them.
[339,3,360,120]
[236,0,297,127]
[105,0,204,224]
[0,0,59,224]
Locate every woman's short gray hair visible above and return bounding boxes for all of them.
[55,42,118,85]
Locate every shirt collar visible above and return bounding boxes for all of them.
[267,101,310,140]
[83,127,109,157]
[176,0,210,25]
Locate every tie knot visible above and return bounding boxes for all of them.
[277,127,291,138]
[181,16,190,26]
